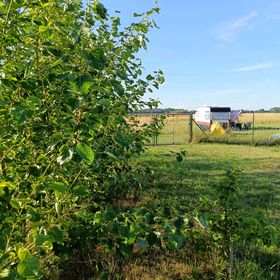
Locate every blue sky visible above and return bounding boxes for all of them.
[101,0,280,110]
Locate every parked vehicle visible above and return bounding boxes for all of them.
[195,106,241,129]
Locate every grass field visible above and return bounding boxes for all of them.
[123,143,280,279]
[240,113,280,128]
[134,113,280,145]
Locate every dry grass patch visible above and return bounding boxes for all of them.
[121,250,225,280]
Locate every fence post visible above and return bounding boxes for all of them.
[252,112,255,144]
[154,114,158,146]
[172,114,175,144]
[189,114,193,143]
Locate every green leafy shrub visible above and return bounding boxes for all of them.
[0,0,164,277]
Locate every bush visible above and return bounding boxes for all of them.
[0,0,164,277]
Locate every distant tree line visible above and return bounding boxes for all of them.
[133,108,195,114]
[241,107,280,113]
[135,107,280,114]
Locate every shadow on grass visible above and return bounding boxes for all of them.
[235,245,280,280]
[131,145,280,280]
[139,152,280,222]
[235,171,280,230]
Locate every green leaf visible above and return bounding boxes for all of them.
[46,182,67,193]
[96,3,108,19]
[76,142,94,164]
[82,49,107,70]
[39,25,48,33]
[80,81,94,94]
[4,216,16,224]
[177,233,186,249]
[133,12,144,17]
[0,189,5,197]
[10,198,22,209]
[17,255,40,278]
[48,227,64,244]
[94,211,102,223]
[27,96,42,106]
[99,98,111,107]
[0,181,16,189]
[113,133,128,147]
[146,74,154,81]
[0,268,10,278]
[69,73,94,94]
[197,213,208,228]
[34,235,54,251]
[73,185,90,196]
[167,240,177,251]
[126,235,136,246]
[137,238,148,251]
[71,80,93,94]
[35,234,54,246]
[18,249,29,261]
[104,148,121,161]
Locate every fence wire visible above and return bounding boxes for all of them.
[133,113,280,146]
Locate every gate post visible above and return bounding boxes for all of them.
[189,114,193,143]
[251,112,255,144]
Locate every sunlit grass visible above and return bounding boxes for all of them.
[239,113,280,128]
[126,143,280,279]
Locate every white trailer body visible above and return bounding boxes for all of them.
[195,106,231,128]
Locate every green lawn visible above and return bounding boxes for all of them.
[125,143,280,279]
[139,143,280,220]
[204,129,280,145]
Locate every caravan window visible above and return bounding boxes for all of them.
[212,112,229,121]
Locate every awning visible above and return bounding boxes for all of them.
[230,110,241,122]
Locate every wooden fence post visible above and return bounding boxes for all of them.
[252,112,255,144]
[189,114,193,143]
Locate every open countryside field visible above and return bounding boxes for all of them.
[239,113,280,128]
[134,113,280,145]
[125,143,280,279]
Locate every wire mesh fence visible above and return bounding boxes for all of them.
[204,113,280,145]
[156,114,191,144]
[133,113,280,146]
[132,113,192,145]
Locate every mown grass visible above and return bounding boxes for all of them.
[123,143,280,279]
[138,144,280,221]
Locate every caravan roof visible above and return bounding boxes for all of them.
[210,107,230,112]
[196,106,231,112]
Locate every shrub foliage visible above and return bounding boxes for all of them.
[0,0,164,277]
